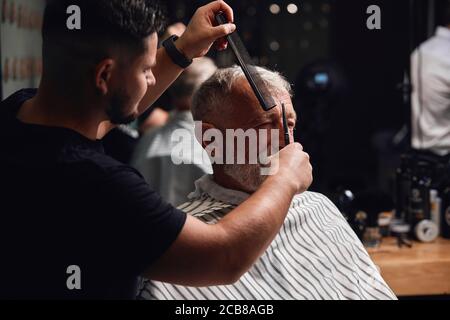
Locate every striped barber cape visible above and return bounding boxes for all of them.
[138,175,396,300]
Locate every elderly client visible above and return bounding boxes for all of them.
[138,66,397,300]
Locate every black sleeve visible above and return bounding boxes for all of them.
[101,165,187,276]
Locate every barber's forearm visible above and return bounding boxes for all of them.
[217,175,296,275]
[138,47,184,115]
[146,177,296,286]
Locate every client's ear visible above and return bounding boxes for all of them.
[94,59,115,96]
[194,122,215,149]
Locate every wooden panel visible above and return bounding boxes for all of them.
[367,238,450,297]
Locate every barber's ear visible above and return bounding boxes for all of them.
[94,59,115,96]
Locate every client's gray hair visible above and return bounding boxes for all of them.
[192,65,292,122]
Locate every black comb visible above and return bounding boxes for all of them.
[215,12,277,111]
[282,103,291,145]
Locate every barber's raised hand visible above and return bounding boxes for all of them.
[272,143,313,195]
[175,0,236,60]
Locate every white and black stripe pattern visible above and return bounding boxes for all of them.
[139,187,396,300]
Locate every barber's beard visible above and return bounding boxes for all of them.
[223,163,268,194]
[106,89,138,125]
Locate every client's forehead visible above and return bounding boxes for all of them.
[227,78,293,127]
[230,78,261,110]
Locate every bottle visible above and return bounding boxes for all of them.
[353,211,367,240]
[378,212,393,237]
[395,155,412,221]
[430,189,441,236]
[362,210,381,248]
[409,161,432,230]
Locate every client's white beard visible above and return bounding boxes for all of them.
[223,163,268,194]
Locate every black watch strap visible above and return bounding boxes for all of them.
[162,35,193,69]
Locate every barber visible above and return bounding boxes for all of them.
[0,0,312,299]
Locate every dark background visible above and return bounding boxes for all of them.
[160,0,444,198]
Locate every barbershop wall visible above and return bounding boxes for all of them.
[0,0,45,100]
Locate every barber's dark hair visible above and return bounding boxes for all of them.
[42,0,166,95]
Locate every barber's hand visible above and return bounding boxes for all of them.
[272,143,313,195]
[175,0,236,60]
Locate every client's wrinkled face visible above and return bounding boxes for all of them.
[220,79,297,193]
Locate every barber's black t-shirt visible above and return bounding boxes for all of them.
[0,89,187,299]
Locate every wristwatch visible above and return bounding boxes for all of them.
[162,35,193,69]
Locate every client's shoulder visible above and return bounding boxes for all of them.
[289,192,359,242]
[292,191,335,206]
[291,191,344,220]
[177,194,236,223]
